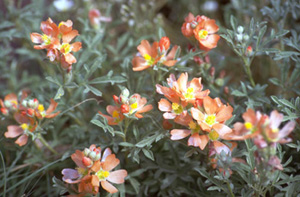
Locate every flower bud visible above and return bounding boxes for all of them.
[121,104,129,113]
[89,151,97,160]
[120,95,127,104]
[94,153,101,161]
[1,108,8,116]
[215,78,224,86]
[4,101,11,108]
[243,34,249,41]
[204,63,211,70]
[181,23,193,37]
[159,37,170,52]
[84,148,91,156]
[162,119,172,130]
[22,100,28,107]
[26,108,35,117]
[190,21,198,28]
[246,46,253,56]
[194,99,203,108]
[27,99,35,108]
[237,26,244,34]
[129,95,137,104]
[121,88,130,98]
[82,156,93,167]
[113,95,120,104]
[236,33,243,42]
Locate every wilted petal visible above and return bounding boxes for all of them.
[62,168,80,183]
[278,121,296,140]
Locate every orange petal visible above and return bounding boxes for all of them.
[132,56,150,71]
[137,40,152,56]
[188,133,208,150]
[204,19,219,34]
[64,53,77,64]
[163,60,177,67]
[107,169,127,184]
[102,154,120,171]
[45,99,58,114]
[177,73,188,93]
[98,111,118,125]
[101,180,118,193]
[158,99,172,112]
[242,108,256,124]
[15,134,28,146]
[165,45,178,61]
[203,96,218,115]
[63,30,79,43]
[170,129,191,140]
[137,104,153,114]
[174,111,193,127]
[71,150,85,168]
[191,107,205,121]
[91,160,101,173]
[30,33,43,43]
[5,126,23,138]
[163,112,177,119]
[59,20,73,34]
[199,34,220,50]
[216,105,233,123]
[213,123,232,137]
[71,42,82,52]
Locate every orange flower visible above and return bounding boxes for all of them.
[30,18,82,69]
[191,96,233,134]
[30,18,60,50]
[181,13,207,37]
[93,154,127,194]
[223,108,265,141]
[89,9,112,29]
[132,37,178,71]
[193,17,220,51]
[98,90,152,125]
[170,111,231,153]
[156,73,210,108]
[98,105,124,125]
[34,99,60,119]
[0,93,18,115]
[4,113,37,146]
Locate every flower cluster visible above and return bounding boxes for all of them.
[181,13,220,51]
[224,109,296,170]
[157,73,233,154]
[1,92,60,146]
[132,37,178,71]
[62,144,127,195]
[98,88,153,125]
[30,18,82,70]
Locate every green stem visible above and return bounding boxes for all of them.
[122,118,130,142]
[243,57,255,87]
[37,134,58,155]
[227,181,235,197]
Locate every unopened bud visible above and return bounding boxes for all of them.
[204,63,211,70]
[215,78,224,87]
[94,153,101,161]
[82,157,93,167]
[194,99,203,108]
[27,108,35,117]
[4,101,11,108]
[236,33,243,42]
[243,34,249,41]
[22,100,28,107]
[27,99,35,108]
[129,95,137,104]
[1,108,8,116]
[159,37,170,52]
[237,26,244,34]
[89,151,97,160]
[120,95,127,104]
[190,21,198,28]
[113,95,120,104]
[84,148,91,156]
[121,88,130,98]
[121,104,129,113]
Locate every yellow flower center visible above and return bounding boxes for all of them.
[11,100,18,105]
[96,170,110,180]
[112,110,120,119]
[171,103,183,114]
[244,122,253,130]
[205,115,216,126]
[272,128,279,133]
[21,123,29,130]
[188,121,197,130]
[38,104,45,112]
[130,102,138,109]
[184,87,194,99]
[208,130,219,141]
[41,34,51,45]
[60,43,71,54]
[198,30,208,39]
[143,54,152,61]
